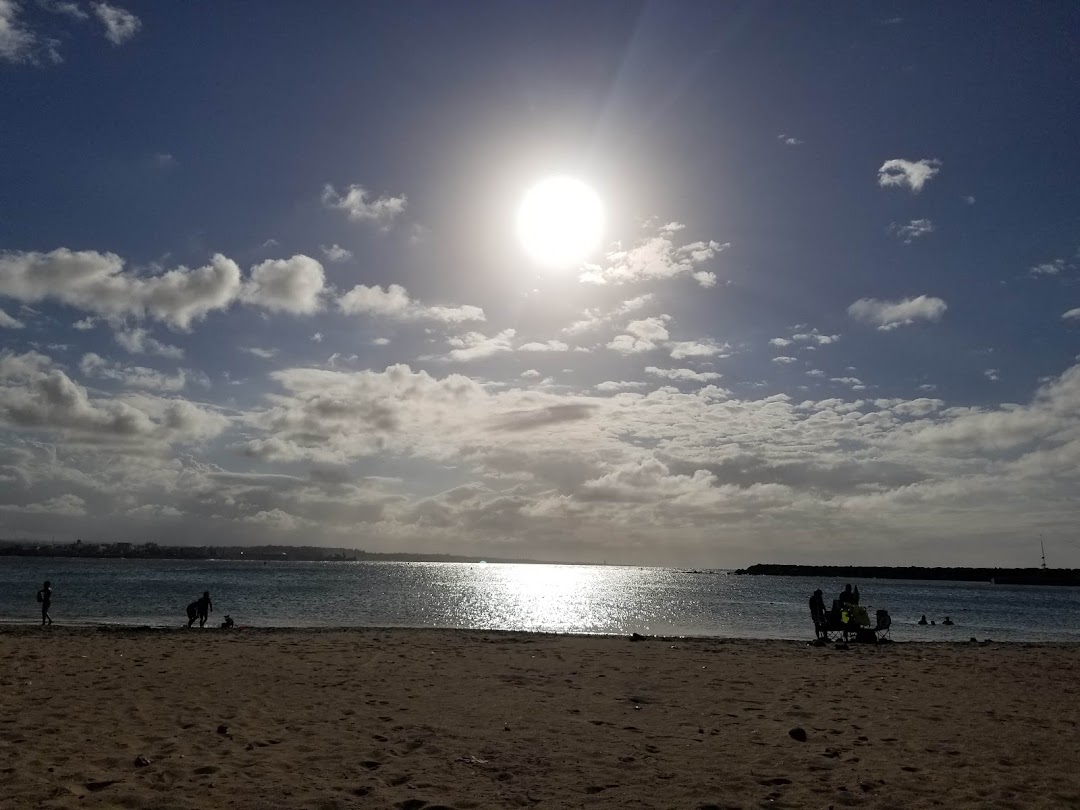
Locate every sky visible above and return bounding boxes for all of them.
[1,1,1079,567]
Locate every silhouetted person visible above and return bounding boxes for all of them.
[809,589,827,638]
[838,584,855,605]
[930,620,936,626]
[918,615,928,625]
[186,600,199,627]
[852,584,860,605]
[196,591,213,628]
[220,615,234,629]
[36,580,53,626]
[942,616,954,626]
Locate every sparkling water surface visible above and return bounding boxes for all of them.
[1,557,1078,642]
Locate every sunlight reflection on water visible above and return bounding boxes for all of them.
[1,558,1079,642]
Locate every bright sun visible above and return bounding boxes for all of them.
[516,176,604,268]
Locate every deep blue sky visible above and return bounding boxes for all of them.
[1,1,1079,566]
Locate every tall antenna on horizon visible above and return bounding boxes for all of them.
[1041,536,1048,570]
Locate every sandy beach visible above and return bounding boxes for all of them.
[1,628,1078,809]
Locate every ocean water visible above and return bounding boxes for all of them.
[1,557,1078,642]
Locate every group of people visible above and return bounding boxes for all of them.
[32,581,232,628]
[185,591,234,628]
[918,615,954,626]
[808,583,862,626]
[809,582,890,642]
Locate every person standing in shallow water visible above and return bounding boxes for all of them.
[37,580,53,626]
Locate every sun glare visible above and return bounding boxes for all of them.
[516,176,604,268]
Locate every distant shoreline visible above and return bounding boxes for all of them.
[735,563,1080,586]
[0,540,590,566]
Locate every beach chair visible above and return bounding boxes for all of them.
[812,600,854,642]
[874,609,892,641]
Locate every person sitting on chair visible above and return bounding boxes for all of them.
[838,583,855,605]
[918,615,928,625]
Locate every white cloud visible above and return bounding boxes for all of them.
[848,295,947,330]
[645,367,722,383]
[580,228,729,285]
[372,337,390,346]
[518,340,569,352]
[311,332,323,343]
[241,255,326,315]
[242,508,310,531]
[0,494,86,516]
[692,271,717,287]
[0,308,24,329]
[320,244,353,263]
[338,283,485,324]
[1030,259,1066,277]
[830,376,866,391]
[772,356,797,364]
[242,347,278,359]
[72,317,96,330]
[790,329,840,346]
[79,353,202,392]
[607,317,671,354]
[322,183,407,229]
[806,369,825,378]
[890,218,935,243]
[769,338,792,348]
[594,380,646,392]
[963,195,976,205]
[1063,308,1080,321]
[659,222,686,233]
[562,295,654,335]
[984,369,1000,382]
[877,158,942,192]
[40,1,89,21]
[93,2,140,45]
[0,249,242,329]
[777,134,803,146]
[626,316,670,342]
[0,0,59,64]
[0,349,227,445]
[668,339,730,360]
[114,327,184,359]
[607,335,656,354]
[520,369,542,379]
[446,329,516,362]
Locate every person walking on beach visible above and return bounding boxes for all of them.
[36,580,53,626]
[186,599,199,627]
[195,591,213,628]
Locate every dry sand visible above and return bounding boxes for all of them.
[1,627,1078,809]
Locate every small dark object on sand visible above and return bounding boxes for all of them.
[789,727,807,742]
[217,725,229,735]
[834,643,850,651]
[134,755,151,767]
[630,632,646,642]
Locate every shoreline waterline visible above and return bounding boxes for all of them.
[2,622,1075,648]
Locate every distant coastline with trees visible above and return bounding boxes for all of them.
[734,563,1080,586]
[0,539,566,565]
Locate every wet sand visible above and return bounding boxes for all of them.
[1,627,1078,809]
